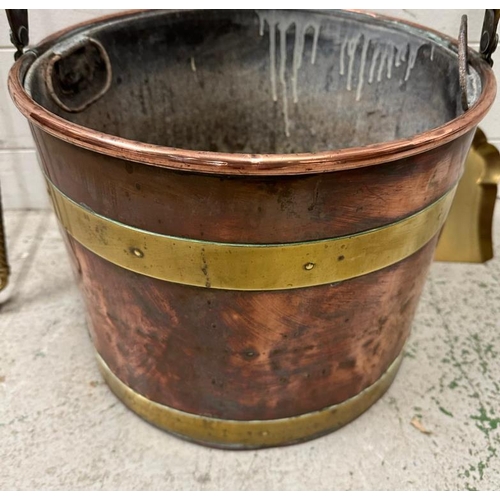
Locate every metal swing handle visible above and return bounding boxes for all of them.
[6,9,29,60]
[458,9,499,112]
[480,9,500,66]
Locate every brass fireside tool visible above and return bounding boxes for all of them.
[435,128,500,263]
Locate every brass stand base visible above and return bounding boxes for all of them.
[96,350,403,449]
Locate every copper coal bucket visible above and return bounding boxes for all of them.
[4,9,497,448]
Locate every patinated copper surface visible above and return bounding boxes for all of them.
[44,177,456,290]
[30,119,463,421]
[67,234,438,421]
[96,350,404,448]
[33,128,472,243]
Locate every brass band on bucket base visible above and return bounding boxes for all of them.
[96,350,403,449]
[47,178,456,291]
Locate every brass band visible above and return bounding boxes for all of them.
[47,179,455,291]
[96,350,403,449]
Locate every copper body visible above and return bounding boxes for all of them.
[32,127,472,420]
[8,10,496,445]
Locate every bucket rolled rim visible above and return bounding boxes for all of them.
[8,9,497,176]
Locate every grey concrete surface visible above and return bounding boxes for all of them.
[0,209,499,490]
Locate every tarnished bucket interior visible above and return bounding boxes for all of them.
[8,9,496,449]
[25,10,481,154]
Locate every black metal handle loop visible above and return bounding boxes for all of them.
[1,9,28,287]
[480,9,500,67]
[5,9,29,60]
[458,15,469,111]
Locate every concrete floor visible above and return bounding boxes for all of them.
[1,209,499,490]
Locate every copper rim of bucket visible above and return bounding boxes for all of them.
[8,9,497,176]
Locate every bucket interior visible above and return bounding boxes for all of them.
[25,9,482,154]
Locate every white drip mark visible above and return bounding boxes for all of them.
[387,44,395,79]
[368,44,380,84]
[311,25,319,64]
[401,45,407,62]
[404,44,419,81]
[278,22,291,137]
[356,36,369,101]
[377,45,388,82]
[292,22,306,103]
[269,20,278,101]
[257,11,324,135]
[340,36,347,75]
[257,11,429,134]
[190,57,196,72]
[346,34,361,91]
[395,44,406,68]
